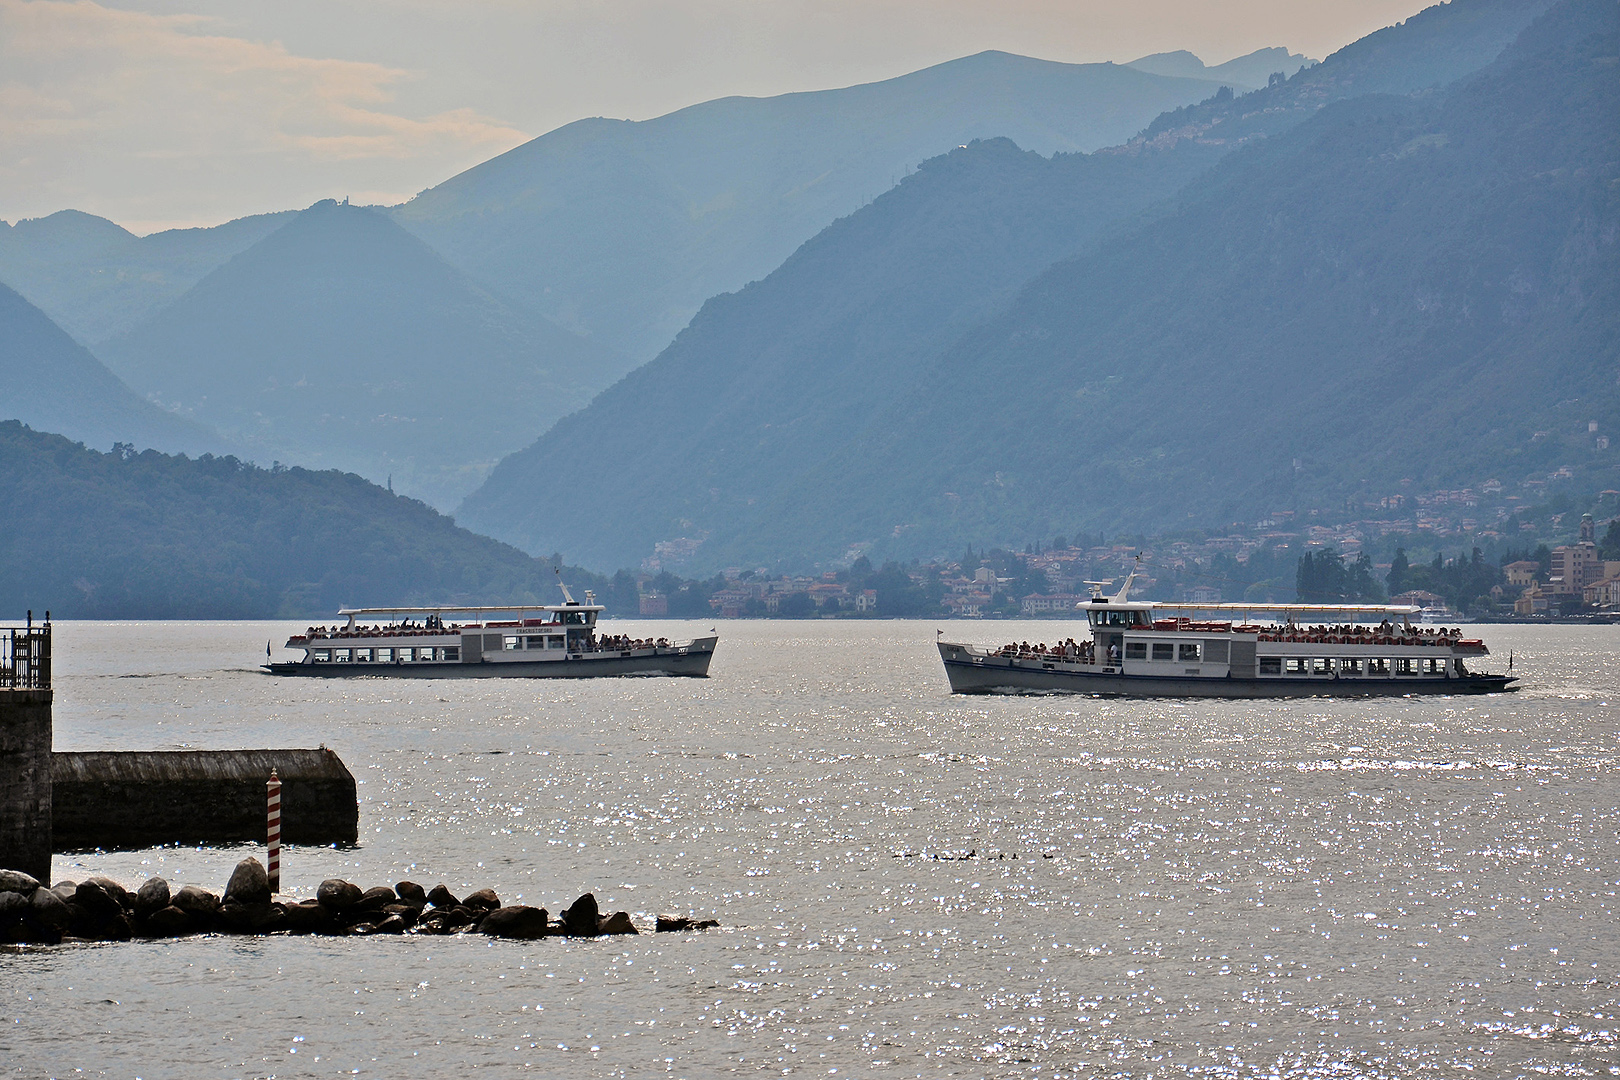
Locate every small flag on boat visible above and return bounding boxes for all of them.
[266,640,272,660]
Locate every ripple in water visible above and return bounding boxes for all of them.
[5,619,1618,1077]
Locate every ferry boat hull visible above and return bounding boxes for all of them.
[939,643,1514,697]
[267,637,717,679]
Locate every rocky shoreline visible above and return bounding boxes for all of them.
[0,862,719,945]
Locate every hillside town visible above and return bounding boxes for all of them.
[631,495,1620,621]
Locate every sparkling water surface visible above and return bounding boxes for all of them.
[4,619,1618,1079]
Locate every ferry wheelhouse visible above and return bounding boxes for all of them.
[266,589,716,679]
[937,575,1514,698]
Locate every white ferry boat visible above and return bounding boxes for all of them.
[265,589,716,679]
[937,575,1514,698]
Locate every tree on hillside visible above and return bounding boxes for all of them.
[1387,548,1411,595]
[1601,519,1620,560]
[1296,549,1383,603]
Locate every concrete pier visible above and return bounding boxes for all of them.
[52,748,359,849]
[1,619,52,884]
[0,688,53,884]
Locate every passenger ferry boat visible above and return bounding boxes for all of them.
[265,588,716,679]
[937,574,1515,698]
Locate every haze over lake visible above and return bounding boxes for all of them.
[7,619,1617,1077]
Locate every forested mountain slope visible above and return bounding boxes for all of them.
[99,200,627,510]
[457,135,1229,566]
[0,283,227,458]
[460,0,1575,572]
[768,0,1620,562]
[0,422,589,620]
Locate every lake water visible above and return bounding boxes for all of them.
[4,619,1618,1078]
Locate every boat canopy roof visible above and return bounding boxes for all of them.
[1148,602,1420,615]
[335,604,603,617]
[1086,599,1419,616]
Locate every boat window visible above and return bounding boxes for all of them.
[504,635,521,651]
[1368,658,1389,675]
[334,649,352,663]
[1396,658,1419,675]
[1178,642,1200,662]
[1284,657,1308,674]
[1151,642,1174,660]
[1311,658,1331,675]
[1339,658,1362,675]
[563,611,588,625]
[377,648,393,663]
[1424,657,1446,675]
[443,647,459,662]
[1259,657,1283,675]
[1125,642,1147,660]
[1130,611,1150,627]
[525,636,546,649]
[399,648,415,662]
[312,649,331,663]
[355,648,373,663]
[548,635,565,649]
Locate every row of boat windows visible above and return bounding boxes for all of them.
[312,647,458,663]
[1124,642,1215,661]
[504,635,569,650]
[1260,656,1450,676]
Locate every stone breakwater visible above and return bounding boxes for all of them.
[0,863,719,945]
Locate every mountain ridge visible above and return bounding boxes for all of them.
[0,282,229,458]
[98,200,627,509]
[458,0,1610,574]
[393,49,1258,359]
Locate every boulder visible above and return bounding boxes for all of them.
[135,877,171,917]
[73,881,123,920]
[380,903,420,928]
[278,899,335,935]
[51,883,76,904]
[374,914,408,934]
[561,893,599,937]
[20,923,61,945]
[0,890,28,925]
[101,913,134,941]
[598,911,638,935]
[172,885,221,917]
[29,886,71,930]
[439,906,475,930]
[144,905,192,938]
[316,879,363,912]
[355,886,395,912]
[426,885,460,909]
[218,899,285,934]
[395,881,427,904]
[413,912,449,935]
[343,921,376,936]
[655,915,720,932]
[224,858,271,905]
[64,901,100,939]
[86,876,133,910]
[480,905,549,940]
[214,901,254,934]
[463,888,500,911]
[0,870,41,894]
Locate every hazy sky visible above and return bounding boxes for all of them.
[1,0,1431,234]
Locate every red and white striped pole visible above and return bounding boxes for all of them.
[266,768,282,895]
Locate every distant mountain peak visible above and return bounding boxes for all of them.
[1126,45,1317,89]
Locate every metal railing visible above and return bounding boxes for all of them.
[1,611,51,689]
